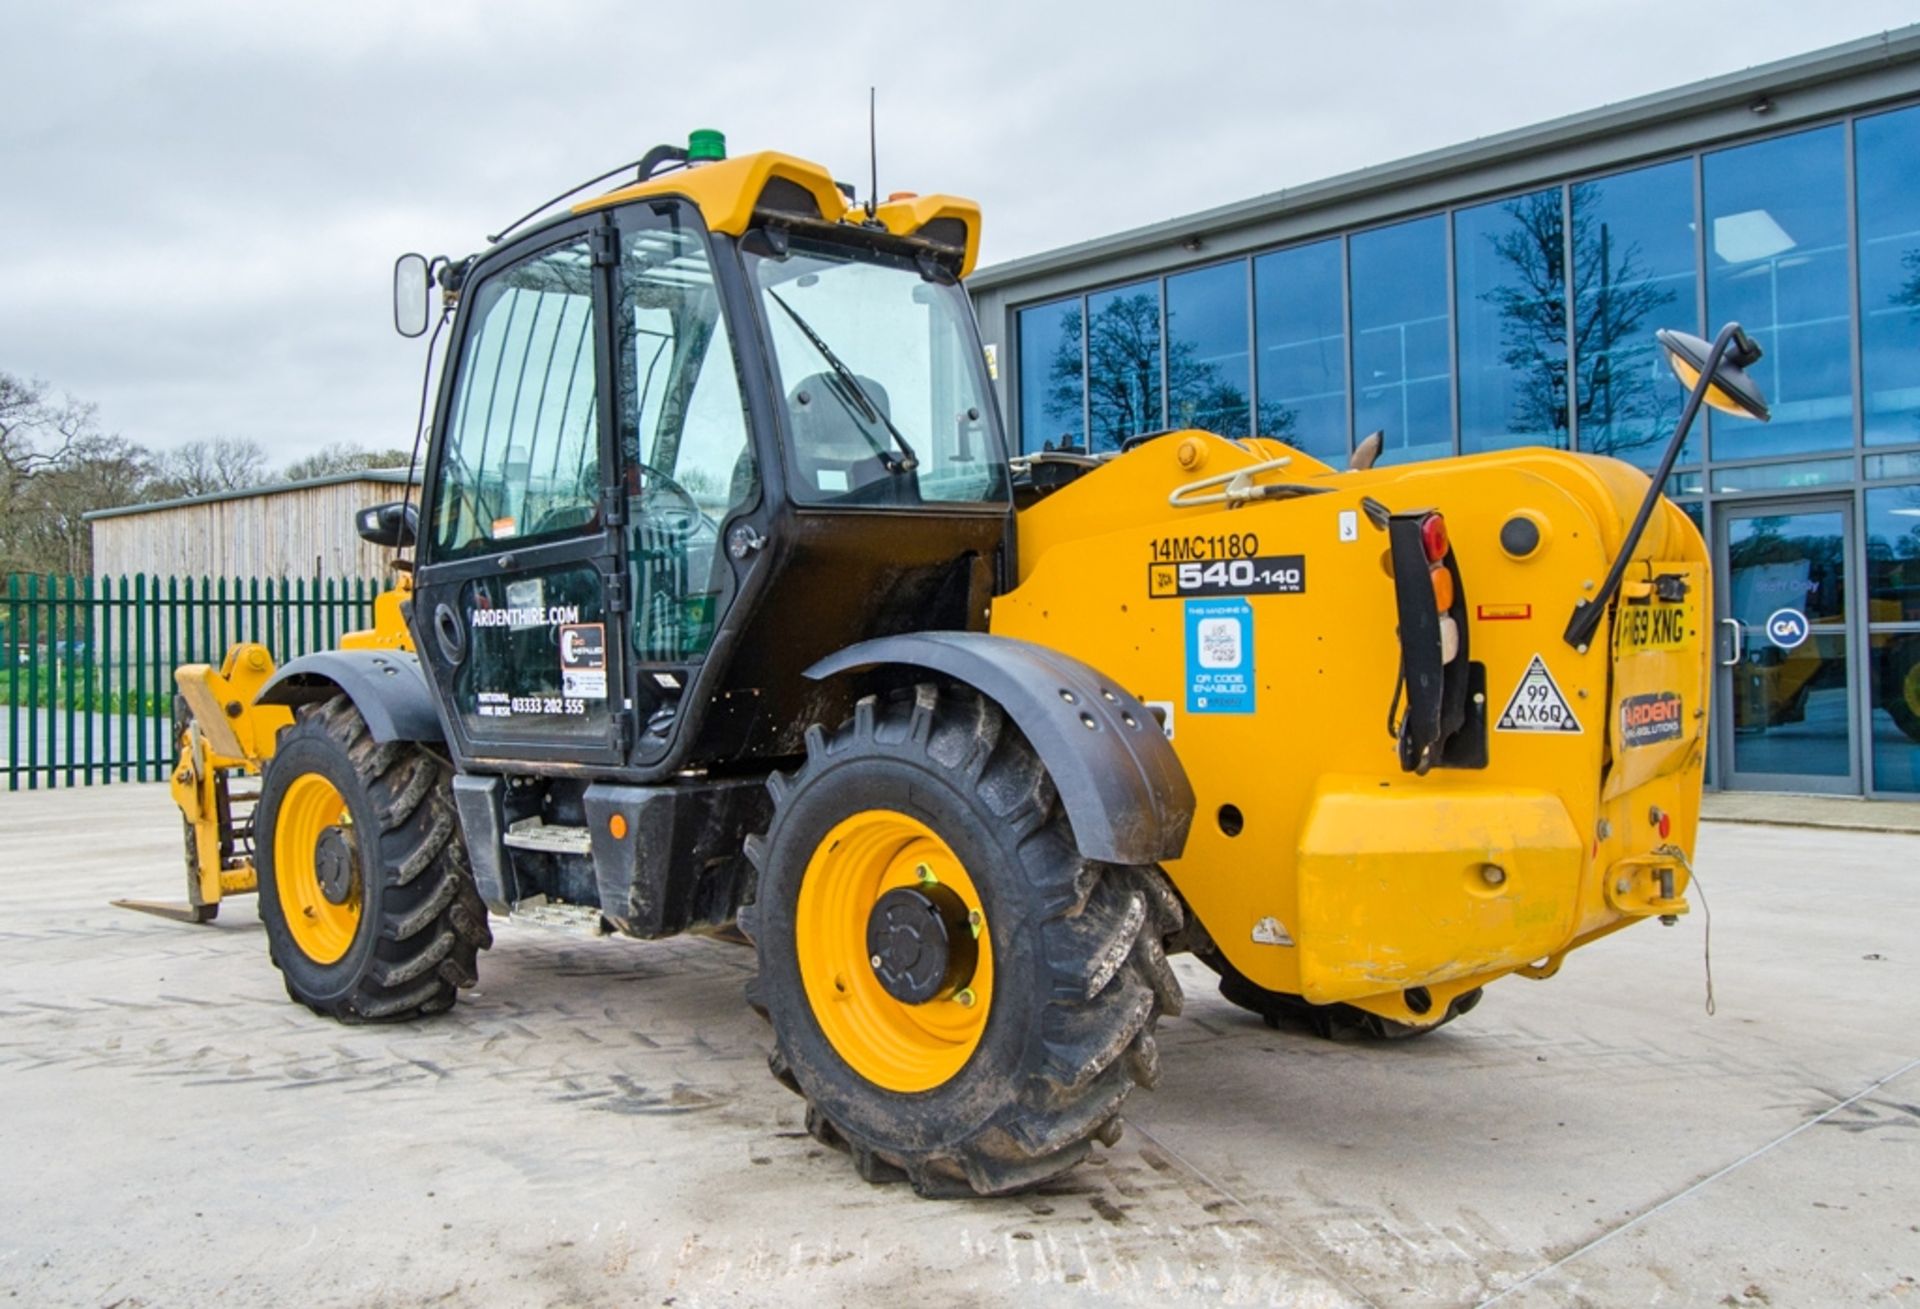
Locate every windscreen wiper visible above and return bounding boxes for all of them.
[765,289,919,473]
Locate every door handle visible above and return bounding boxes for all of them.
[433,602,468,666]
[1718,617,1740,668]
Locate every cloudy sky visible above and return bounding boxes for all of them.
[2,1,1914,463]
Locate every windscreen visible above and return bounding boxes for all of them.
[746,237,1008,507]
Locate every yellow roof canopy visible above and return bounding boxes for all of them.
[575,150,980,276]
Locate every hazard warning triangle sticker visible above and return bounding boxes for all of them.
[1495,654,1582,733]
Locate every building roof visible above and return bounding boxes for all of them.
[969,24,1920,293]
[83,466,415,522]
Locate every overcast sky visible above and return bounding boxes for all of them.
[2,1,1914,464]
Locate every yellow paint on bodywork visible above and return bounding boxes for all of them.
[170,575,412,914]
[872,193,982,278]
[991,432,1710,1026]
[578,151,849,235]
[339,572,415,652]
[1294,782,1582,1003]
[171,642,291,910]
[575,152,982,276]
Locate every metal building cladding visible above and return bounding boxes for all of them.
[968,26,1920,799]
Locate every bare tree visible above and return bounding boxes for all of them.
[149,436,272,498]
[0,372,153,575]
[283,441,413,482]
[13,434,154,575]
[1479,182,1678,457]
[1044,293,1275,451]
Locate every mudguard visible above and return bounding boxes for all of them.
[256,649,445,744]
[807,632,1194,865]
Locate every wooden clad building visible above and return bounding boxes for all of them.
[86,469,418,581]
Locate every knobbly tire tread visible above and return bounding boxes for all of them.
[746,684,1183,1198]
[257,694,489,1023]
[1200,943,1482,1040]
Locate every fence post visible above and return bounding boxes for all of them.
[67,574,80,787]
[5,574,17,792]
[116,576,130,783]
[25,575,40,791]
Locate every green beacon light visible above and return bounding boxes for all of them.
[688,129,726,163]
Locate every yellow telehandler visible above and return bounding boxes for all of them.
[148,130,1769,1196]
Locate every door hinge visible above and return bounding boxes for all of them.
[605,573,629,614]
[591,225,619,267]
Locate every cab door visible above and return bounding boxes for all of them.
[607,202,765,765]
[413,217,628,769]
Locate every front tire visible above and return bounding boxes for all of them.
[745,685,1183,1197]
[256,695,489,1022]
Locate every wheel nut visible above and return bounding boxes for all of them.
[1480,864,1506,887]
[954,988,976,1008]
[968,909,983,938]
[915,863,936,885]
[870,954,883,969]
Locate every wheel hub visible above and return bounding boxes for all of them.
[314,826,358,906]
[866,883,977,1005]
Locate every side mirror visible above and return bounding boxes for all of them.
[393,253,431,338]
[1656,327,1770,422]
[356,501,418,549]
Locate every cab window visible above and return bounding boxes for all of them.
[617,210,757,662]
[433,238,601,558]
[746,236,1008,508]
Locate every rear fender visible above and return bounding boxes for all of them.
[806,632,1194,865]
[256,649,446,744]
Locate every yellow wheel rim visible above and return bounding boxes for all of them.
[796,809,993,1093]
[273,772,362,965]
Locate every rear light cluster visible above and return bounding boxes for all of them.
[1421,512,1461,663]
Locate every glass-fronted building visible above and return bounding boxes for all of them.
[970,27,1920,797]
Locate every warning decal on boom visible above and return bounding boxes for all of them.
[1495,654,1582,734]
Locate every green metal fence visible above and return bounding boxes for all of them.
[3,574,383,790]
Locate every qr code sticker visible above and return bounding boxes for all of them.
[1198,617,1241,669]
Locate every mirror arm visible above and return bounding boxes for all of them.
[1562,321,1740,653]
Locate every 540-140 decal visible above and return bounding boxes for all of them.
[1149,555,1306,599]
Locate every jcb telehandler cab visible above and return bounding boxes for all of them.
[156,133,1766,1197]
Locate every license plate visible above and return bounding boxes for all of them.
[1614,600,1693,654]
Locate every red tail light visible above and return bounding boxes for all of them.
[1420,513,1449,563]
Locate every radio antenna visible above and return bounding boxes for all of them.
[866,86,878,218]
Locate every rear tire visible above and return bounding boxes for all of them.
[1199,944,1482,1040]
[256,694,489,1022]
[744,685,1183,1197]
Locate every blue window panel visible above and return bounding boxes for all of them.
[1350,216,1452,464]
[1704,126,1853,459]
[1571,160,1700,466]
[1857,105,1920,449]
[1017,297,1084,454]
[1864,484,1920,793]
[1085,280,1164,451]
[1253,239,1348,462]
[1457,188,1569,454]
[1165,261,1251,438]
[1864,484,1920,626]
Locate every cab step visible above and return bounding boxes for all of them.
[503,818,594,856]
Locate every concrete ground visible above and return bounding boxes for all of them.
[1,785,1914,1308]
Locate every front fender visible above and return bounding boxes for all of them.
[256,649,445,744]
[807,632,1193,865]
